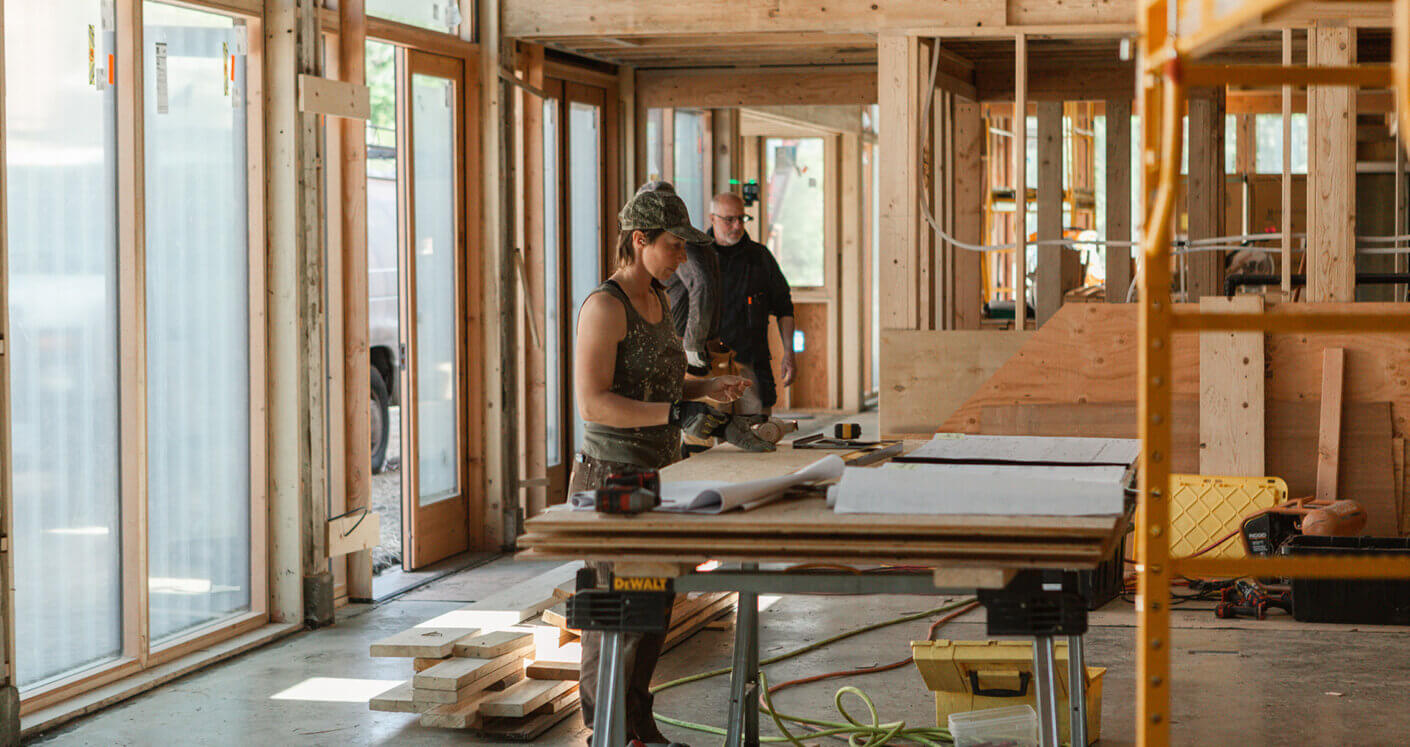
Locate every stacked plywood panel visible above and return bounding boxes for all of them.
[368,561,735,739]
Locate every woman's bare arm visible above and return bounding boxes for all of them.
[574,292,672,428]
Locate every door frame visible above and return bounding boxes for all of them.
[397,47,472,569]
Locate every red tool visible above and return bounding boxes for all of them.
[594,471,661,515]
[1214,577,1291,620]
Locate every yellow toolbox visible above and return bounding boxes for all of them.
[911,639,1104,745]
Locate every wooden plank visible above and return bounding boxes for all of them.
[519,533,1103,560]
[414,657,449,673]
[297,73,370,120]
[1402,438,1410,536]
[1036,101,1063,325]
[1013,33,1028,329]
[370,627,478,658]
[1186,87,1226,299]
[413,562,584,629]
[953,97,984,330]
[369,681,420,713]
[526,659,580,681]
[1104,99,1132,303]
[414,654,522,697]
[1316,348,1346,502]
[881,330,1033,436]
[452,629,535,658]
[418,686,500,729]
[476,690,581,739]
[1307,26,1357,302]
[637,68,877,108]
[1199,296,1265,476]
[327,511,380,556]
[479,679,575,718]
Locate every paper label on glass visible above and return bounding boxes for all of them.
[223,42,230,97]
[89,25,96,86]
[155,42,169,114]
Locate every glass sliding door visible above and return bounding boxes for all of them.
[399,49,468,568]
[565,85,604,454]
[141,2,251,644]
[4,0,124,690]
[543,97,562,473]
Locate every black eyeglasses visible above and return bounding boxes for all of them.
[711,213,753,225]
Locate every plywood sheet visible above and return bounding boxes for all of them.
[1266,401,1398,535]
[1199,296,1265,476]
[881,330,1033,436]
[942,302,1410,439]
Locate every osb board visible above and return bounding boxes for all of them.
[522,495,1121,539]
[941,302,1410,439]
[979,400,1400,536]
[881,329,1033,436]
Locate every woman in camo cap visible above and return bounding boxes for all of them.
[571,187,749,745]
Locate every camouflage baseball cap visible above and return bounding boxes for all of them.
[619,189,713,245]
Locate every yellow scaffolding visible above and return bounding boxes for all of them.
[1136,1,1410,744]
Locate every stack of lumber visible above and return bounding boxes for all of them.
[368,562,735,739]
[517,443,1125,570]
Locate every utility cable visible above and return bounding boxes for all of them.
[649,598,977,744]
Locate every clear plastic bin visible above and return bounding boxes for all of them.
[947,705,1039,747]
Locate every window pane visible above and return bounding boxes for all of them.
[645,108,663,182]
[366,0,462,34]
[763,138,825,287]
[1255,113,1309,174]
[673,110,706,228]
[142,2,252,643]
[1225,115,1237,174]
[869,145,880,392]
[569,102,601,453]
[365,40,399,477]
[543,100,560,467]
[5,0,123,688]
[411,74,459,503]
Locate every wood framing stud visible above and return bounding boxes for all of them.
[1036,101,1062,325]
[1105,99,1132,303]
[1307,26,1357,302]
[1185,87,1226,299]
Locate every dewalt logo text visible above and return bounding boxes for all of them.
[612,577,669,592]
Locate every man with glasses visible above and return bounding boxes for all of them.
[708,192,796,416]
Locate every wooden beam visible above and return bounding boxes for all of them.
[637,68,877,108]
[481,0,514,547]
[975,61,1135,102]
[1105,99,1132,303]
[953,97,983,329]
[339,0,373,601]
[506,0,1011,37]
[0,0,16,702]
[1307,25,1357,302]
[1199,296,1265,477]
[521,44,548,518]
[1316,347,1345,502]
[879,33,920,330]
[711,108,740,194]
[1036,101,1063,325]
[266,0,331,625]
[1281,27,1293,295]
[1186,87,1226,299]
[1013,33,1028,330]
[842,132,864,409]
[1225,89,1394,115]
[741,106,863,135]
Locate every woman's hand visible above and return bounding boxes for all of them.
[704,375,751,403]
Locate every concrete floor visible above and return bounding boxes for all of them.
[28,553,1410,746]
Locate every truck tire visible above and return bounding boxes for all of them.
[371,368,391,474]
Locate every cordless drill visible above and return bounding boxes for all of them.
[594,470,661,515]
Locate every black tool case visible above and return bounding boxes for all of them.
[1282,536,1410,625]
